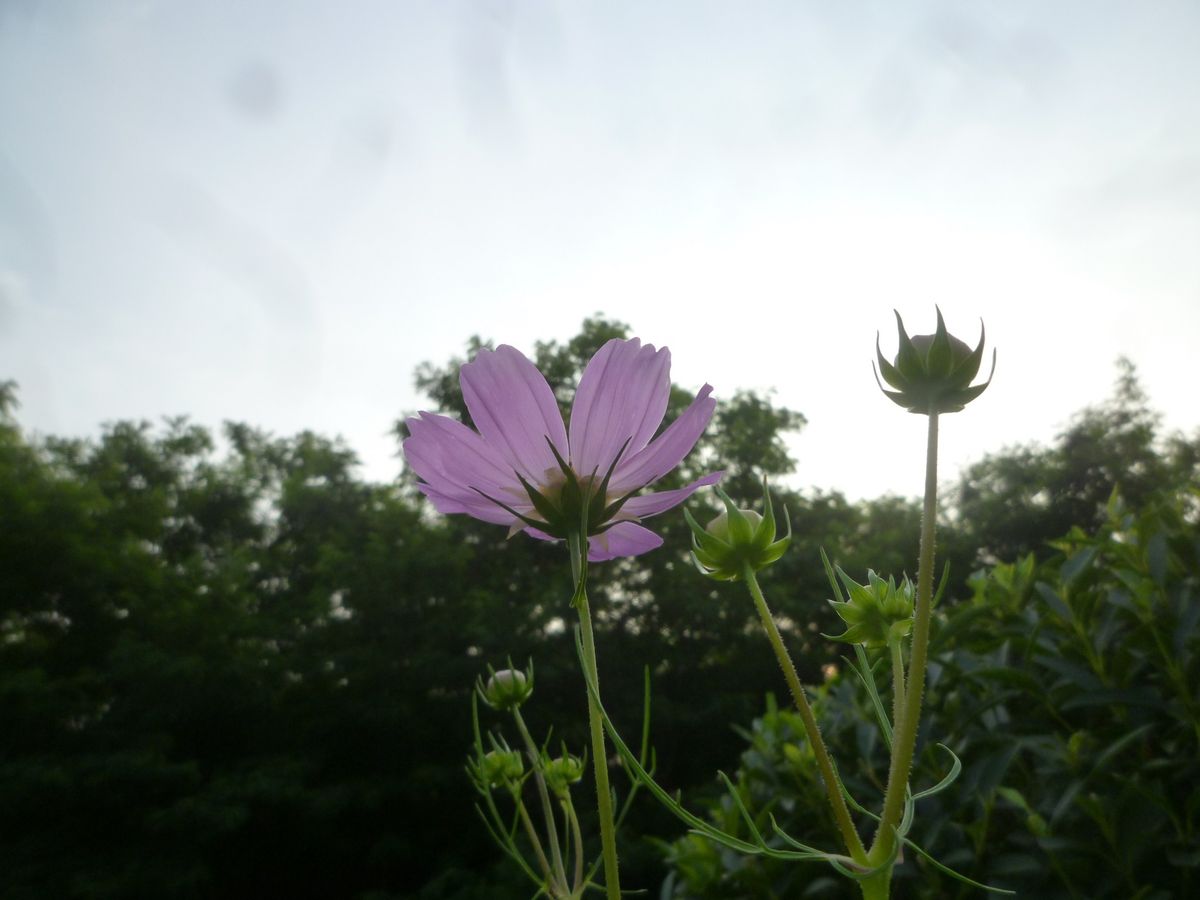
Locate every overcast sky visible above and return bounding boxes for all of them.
[2,1,1198,500]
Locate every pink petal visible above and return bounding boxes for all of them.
[403,413,533,524]
[587,522,664,561]
[460,345,569,483]
[618,471,723,520]
[417,483,524,526]
[514,521,665,562]
[404,413,520,491]
[610,384,716,493]
[569,339,671,478]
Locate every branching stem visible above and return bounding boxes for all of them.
[871,411,940,865]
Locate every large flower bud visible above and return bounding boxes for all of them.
[685,478,791,581]
[875,307,995,414]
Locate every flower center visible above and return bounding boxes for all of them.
[531,467,620,535]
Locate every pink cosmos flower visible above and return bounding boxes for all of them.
[403,338,721,561]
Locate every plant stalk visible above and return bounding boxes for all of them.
[569,531,622,900]
[890,639,907,743]
[516,796,555,887]
[513,709,569,891]
[563,794,586,893]
[871,411,940,865]
[744,565,868,865]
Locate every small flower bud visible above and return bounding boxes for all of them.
[875,307,995,414]
[542,751,586,798]
[478,748,525,791]
[825,565,914,649]
[685,477,791,581]
[478,662,534,711]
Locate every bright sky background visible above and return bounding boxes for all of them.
[2,1,1197,500]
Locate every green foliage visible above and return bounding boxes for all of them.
[2,321,1195,900]
[0,404,521,899]
[664,485,1200,898]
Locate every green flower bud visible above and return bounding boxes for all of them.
[542,751,586,798]
[875,307,995,414]
[478,661,534,711]
[684,477,791,582]
[477,748,525,791]
[825,565,914,649]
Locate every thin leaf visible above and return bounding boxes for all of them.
[911,744,963,802]
[902,835,1015,894]
[572,628,759,854]
[851,645,894,748]
[717,771,768,845]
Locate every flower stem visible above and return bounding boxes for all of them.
[513,708,569,892]
[859,867,893,900]
[743,565,868,865]
[569,532,622,900]
[890,638,906,742]
[563,793,586,894]
[870,411,940,868]
[515,793,555,887]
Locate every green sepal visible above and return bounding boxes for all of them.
[515,472,566,530]
[591,436,632,526]
[715,486,755,546]
[471,486,553,535]
[925,307,954,378]
[761,536,790,566]
[893,310,922,376]
[948,318,986,388]
[754,480,777,551]
[876,333,909,391]
[684,506,731,557]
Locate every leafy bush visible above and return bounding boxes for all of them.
[664,487,1200,899]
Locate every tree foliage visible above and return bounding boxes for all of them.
[951,358,1198,565]
[0,320,1194,900]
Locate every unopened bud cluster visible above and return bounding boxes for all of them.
[826,566,915,649]
[472,661,587,804]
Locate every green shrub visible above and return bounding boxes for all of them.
[664,488,1200,899]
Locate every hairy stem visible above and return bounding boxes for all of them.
[515,795,555,888]
[890,638,907,743]
[744,565,868,865]
[871,411,939,865]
